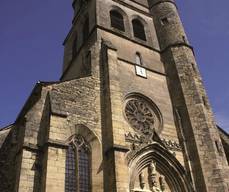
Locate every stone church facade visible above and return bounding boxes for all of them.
[0,0,229,191]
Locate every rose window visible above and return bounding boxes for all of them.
[125,96,162,135]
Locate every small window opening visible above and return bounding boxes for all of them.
[135,52,146,78]
[161,17,169,25]
[191,63,197,73]
[110,10,125,32]
[132,19,146,41]
[202,96,207,107]
[182,35,187,43]
[136,52,142,65]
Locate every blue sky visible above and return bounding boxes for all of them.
[0,0,228,132]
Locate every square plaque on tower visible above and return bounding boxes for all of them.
[135,65,147,78]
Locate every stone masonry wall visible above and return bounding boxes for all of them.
[45,147,66,191]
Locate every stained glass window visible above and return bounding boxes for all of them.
[65,135,91,192]
[78,147,90,192]
[65,145,77,192]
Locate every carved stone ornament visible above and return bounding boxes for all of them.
[132,161,167,192]
[125,132,182,164]
[125,96,163,136]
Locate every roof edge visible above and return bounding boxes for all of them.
[217,125,229,137]
[0,123,15,131]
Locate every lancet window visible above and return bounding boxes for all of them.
[65,135,91,192]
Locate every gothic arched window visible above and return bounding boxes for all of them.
[65,135,91,192]
[110,10,125,32]
[132,19,146,41]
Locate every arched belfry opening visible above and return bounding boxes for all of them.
[110,10,125,32]
[132,19,146,41]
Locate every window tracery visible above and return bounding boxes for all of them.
[124,95,163,136]
[65,135,91,192]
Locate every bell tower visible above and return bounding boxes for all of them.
[59,0,229,191]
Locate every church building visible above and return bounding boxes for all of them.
[0,0,229,191]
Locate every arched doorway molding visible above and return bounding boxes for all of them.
[128,142,194,192]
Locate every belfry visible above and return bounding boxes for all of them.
[0,0,229,191]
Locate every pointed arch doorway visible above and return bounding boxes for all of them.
[128,143,194,192]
